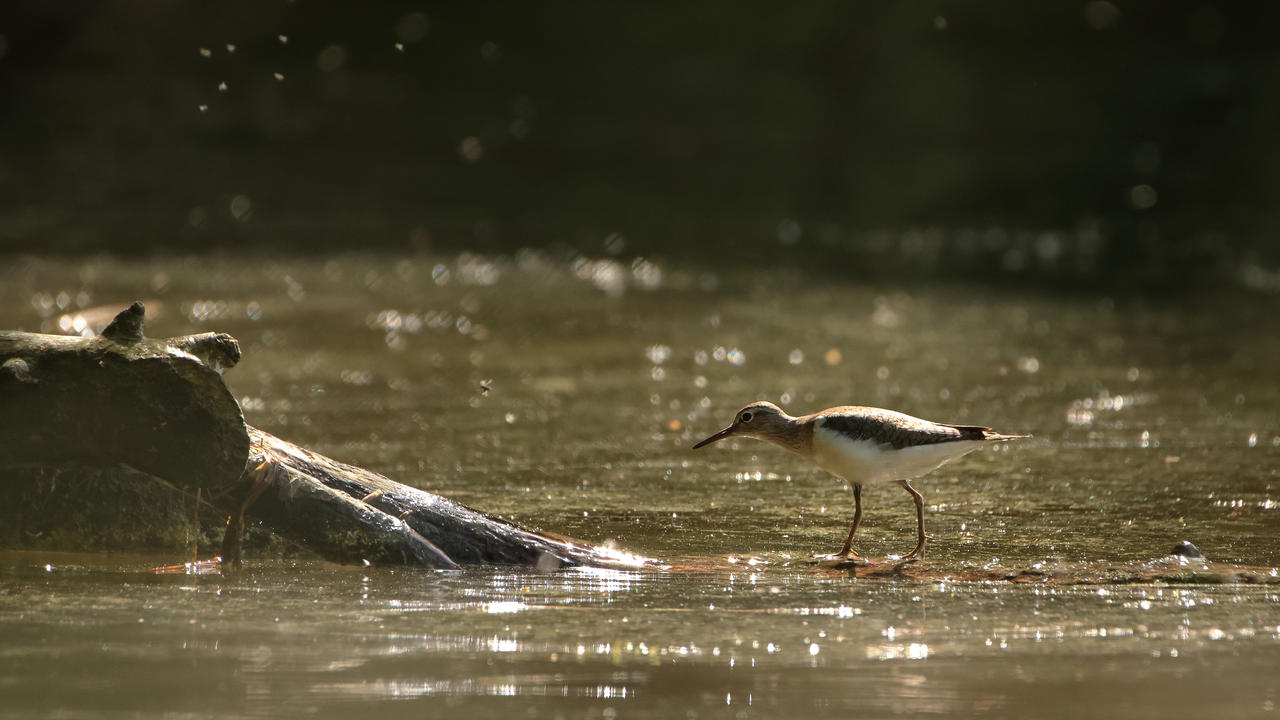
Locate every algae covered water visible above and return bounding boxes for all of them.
[1,254,1277,718]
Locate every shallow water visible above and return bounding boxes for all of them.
[1,253,1278,718]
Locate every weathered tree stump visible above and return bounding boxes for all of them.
[0,302,247,490]
[0,302,653,570]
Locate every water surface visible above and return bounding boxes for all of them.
[1,254,1277,718]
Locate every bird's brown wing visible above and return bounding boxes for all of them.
[818,409,977,449]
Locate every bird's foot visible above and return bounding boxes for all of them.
[815,550,867,568]
[900,535,933,563]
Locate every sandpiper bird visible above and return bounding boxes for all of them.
[693,401,1027,561]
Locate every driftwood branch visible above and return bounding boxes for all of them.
[220,427,648,570]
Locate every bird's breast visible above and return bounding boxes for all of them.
[810,427,895,482]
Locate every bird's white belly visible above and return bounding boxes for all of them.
[811,426,984,483]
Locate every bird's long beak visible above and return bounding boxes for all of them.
[692,425,736,449]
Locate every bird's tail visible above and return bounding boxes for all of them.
[984,432,1031,441]
[943,423,1030,442]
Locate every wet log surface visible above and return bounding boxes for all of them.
[1,302,654,570]
[225,426,652,569]
[0,302,248,490]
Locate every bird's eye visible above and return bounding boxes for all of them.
[740,411,753,423]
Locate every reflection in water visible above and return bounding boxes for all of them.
[4,551,1280,717]
[3,553,1278,716]
[1,253,1278,717]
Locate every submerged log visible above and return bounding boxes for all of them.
[0,302,651,570]
[227,427,646,569]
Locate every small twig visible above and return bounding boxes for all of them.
[219,457,272,571]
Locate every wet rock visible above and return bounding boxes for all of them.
[1170,540,1205,559]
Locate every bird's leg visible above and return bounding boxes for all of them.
[900,479,929,561]
[836,483,863,557]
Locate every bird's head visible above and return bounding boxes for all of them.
[692,401,794,449]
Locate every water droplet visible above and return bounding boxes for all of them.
[458,136,484,163]
[645,345,672,364]
[1128,184,1158,210]
[1084,1,1120,31]
[632,258,663,289]
[317,44,347,72]
[229,194,252,221]
[777,218,802,246]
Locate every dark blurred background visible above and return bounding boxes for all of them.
[1,1,1278,288]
